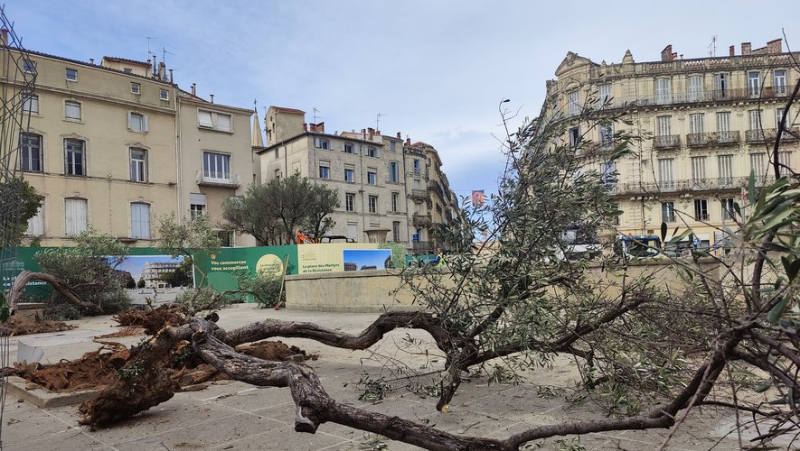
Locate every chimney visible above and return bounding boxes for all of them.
[741,42,751,56]
[158,61,166,81]
[406,137,411,146]
[767,39,782,54]
[361,129,366,140]
[1,28,7,46]
[396,132,401,139]
[318,122,325,133]
[368,127,375,140]
[191,83,196,96]
[660,44,674,62]
[152,55,157,76]
[209,94,214,104]
[169,68,173,83]
[303,123,308,131]
[729,45,735,57]
[89,58,94,65]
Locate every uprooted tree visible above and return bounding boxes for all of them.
[39,80,800,449]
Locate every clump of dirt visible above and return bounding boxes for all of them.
[236,340,318,362]
[6,315,75,336]
[15,344,130,392]
[114,305,187,335]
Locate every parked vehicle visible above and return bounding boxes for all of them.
[614,234,662,258]
[559,225,603,260]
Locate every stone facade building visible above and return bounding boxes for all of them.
[260,106,457,251]
[543,39,799,250]
[1,40,256,246]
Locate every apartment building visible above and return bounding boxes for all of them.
[1,40,255,246]
[261,106,457,250]
[543,38,799,250]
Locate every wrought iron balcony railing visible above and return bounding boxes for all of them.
[608,176,776,196]
[686,131,740,148]
[653,135,680,149]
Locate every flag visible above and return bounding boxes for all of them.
[471,190,485,207]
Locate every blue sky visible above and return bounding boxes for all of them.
[9,1,798,199]
[114,255,184,281]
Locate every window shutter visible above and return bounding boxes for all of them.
[198,110,213,128]
[143,114,149,132]
[217,114,231,131]
[65,199,87,236]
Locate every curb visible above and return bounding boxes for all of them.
[4,376,99,408]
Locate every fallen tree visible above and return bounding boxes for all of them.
[34,80,800,449]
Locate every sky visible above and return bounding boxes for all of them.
[7,1,799,201]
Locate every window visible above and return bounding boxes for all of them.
[344,167,354,183]
[367,170,377,185]
[600,161,616,186]
[750,153,766,183]
[131,82,141,95]
[66,68,78,81]
[346,222,358,241]
[198,110,232,132]
[22,92,38,114]
[598,84,612,106]
[345,193,355,212]
[390,141,397,152]
[717,112,732,142]
[65,198,87,236]
[203,152,230,181]
[774,69,787,95]
[721,198,735,220]
[388,162,399,183]
[131,203,151,239]
[689,113,704,134]
[655,78,672,104]
[568,126,580,148]
[691,156,706,188]
[217,230,234,247]
[128,112,148,132]
[160,89,169,101]
[599,124,613,147]
[65,100,82,120]
[190,193,206,219]
[748,109,762,131]
[22,59,36,73]
[748,71,761,97]
[656,116,671,136]
[718,155,733,186]
[413,159,421,174]
[714,73,728,99]
[776,108,787,129]
[367,147,378,158]
[567,91,579,115]
[20,133,42,172]
[319,164,330,179]
[130,148,147,182]
[392,221,401,242]
[662,202,676,223]
[694,199,709,221]
[123,68,133,74]
[369,195,378,213]
[314,138,330,149]
[687,75,704,101]
[344,143,354,153]
[26,205,44,237]
[658,158,674,191]
[779,151,792,176]
[64,138,85,175]
[391,192,399,212]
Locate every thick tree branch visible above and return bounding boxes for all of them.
[9,270,103,315]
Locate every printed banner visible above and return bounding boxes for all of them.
[471,190,486,207]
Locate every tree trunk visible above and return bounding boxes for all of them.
[8,270,104,315]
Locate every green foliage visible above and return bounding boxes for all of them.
[35,229,130,318]
[158,214,221,258]
[354,374,392,403]
[222,174,339,244]
[174,286,231,312]
[236,269,283,308]
[136,277,145,289]
[159,257,193,287]
[0,177,43,247]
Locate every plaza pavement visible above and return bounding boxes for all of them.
[1,304,751,450]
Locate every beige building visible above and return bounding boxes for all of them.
[543,39,799,250]
[261,106,456,251]
[2,42,256,247]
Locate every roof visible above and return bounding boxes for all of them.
[270,106,306,115]
[177,89,254,114]
[102,56,151,67]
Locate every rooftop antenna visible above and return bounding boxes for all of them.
[313,107,321,123]
[162,47,174,65]
[146,36,156,59]
[377,113,386,131]
[708,35,717,57]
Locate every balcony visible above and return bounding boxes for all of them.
[746,128,800,143]
[686,131,740,148]
[653,135,680,149]
[609,176,776,196]
[196,170,241,188]
[410,189,427,201]
[412,213,432,228]
[628,87,790,108]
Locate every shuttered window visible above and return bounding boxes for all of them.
[131,203,151,239]
[65,198,87,236]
